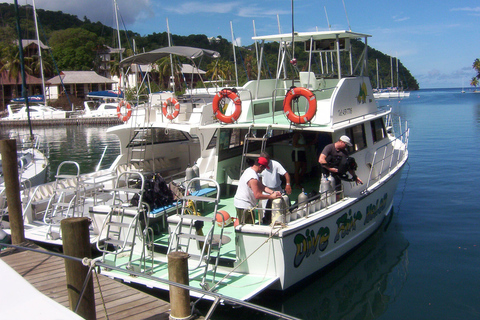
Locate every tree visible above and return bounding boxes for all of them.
[471,77,478,90]
[0,45,33,82]
[49,28,103,70]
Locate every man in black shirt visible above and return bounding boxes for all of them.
[319,135,363,191]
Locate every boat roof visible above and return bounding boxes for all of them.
[252,30,371,42]
[120,46,221,67]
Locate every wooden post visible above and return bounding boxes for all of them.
[168,251,191,319]
[0,139,24,244]
[61,217,96,320]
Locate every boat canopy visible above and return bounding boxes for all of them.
[11,95,44,103]
[252,30,371,42]
[87,90,124,99]
[119,46,221,67]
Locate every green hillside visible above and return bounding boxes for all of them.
[0,3,419,91]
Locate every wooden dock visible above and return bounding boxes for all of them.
[0,243,171,320]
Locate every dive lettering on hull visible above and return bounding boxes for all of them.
[292,193,389,268]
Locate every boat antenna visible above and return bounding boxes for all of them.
[32,0,46,106]
[291,0,295,88]
[166,18,175,92]
[324,6,331,30]
[230,21,239,87]
[342,0,352,31]
[113,0,125,94]
[13,0,33,138]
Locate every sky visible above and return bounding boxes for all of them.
[5,0,480,89]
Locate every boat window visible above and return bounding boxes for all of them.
[345,124,367,152]
[206,130,217,150]
[371,118,386,143]
[218,128,261,160]
[253,102,269,115]
[105,105,117,110]
[127,128,189,147]
[274,100,284,112]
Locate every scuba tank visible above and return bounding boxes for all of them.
[320,175,333,209]
[192,165,200,190]
[297,189,308,218]
[271,195,288,225]
[185,165,200,191]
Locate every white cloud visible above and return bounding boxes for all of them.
[4,0,152,27]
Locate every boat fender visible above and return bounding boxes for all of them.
[216,210,232,227]
[212,89,242,123]
[162,97,180,120]
[117,100,132,122]
[283,87,317,124]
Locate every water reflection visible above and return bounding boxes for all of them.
[259,213,409,320]
[0,125,120,181]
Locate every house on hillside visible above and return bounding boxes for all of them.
[47,71,116,100]
[115,63,208,92]
[0,71,48,114]
[97,45,125,78]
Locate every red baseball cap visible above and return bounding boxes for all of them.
[258,156,270,169]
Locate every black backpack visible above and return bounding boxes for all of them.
[131,173,174,209]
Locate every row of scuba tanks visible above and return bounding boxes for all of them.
[270,174,337,225]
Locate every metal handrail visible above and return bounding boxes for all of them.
[366,120,409,188]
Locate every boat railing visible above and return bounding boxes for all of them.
[259,187,343,225]
[366,122,409,189]
[0,242,301,320]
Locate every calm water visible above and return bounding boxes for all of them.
[2,88,480,319]
[0,125,121,182]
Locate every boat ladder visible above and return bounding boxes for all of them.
[168,178,222,291]
[127,125,154,171]
[240,125,271,174]
[43,161,83,240]
[96,171,154,274]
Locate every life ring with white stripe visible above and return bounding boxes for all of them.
[212,89,242,123]
[117,100,132,122]
[162,97,180,120]
[283,87,317,124]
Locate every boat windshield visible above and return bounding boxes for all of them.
[127,128,193,147]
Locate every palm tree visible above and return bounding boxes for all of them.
[0,45,33,82]
[155,56,181,90]
[206,59,233,84]
[471,77,479,91]
[473,58,480,77]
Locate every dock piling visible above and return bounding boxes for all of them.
[0,139,24,244]
[61,217,96,320]
[168,251,191,319]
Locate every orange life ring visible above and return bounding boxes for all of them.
[162,97,180,120]
[283,87,317,124]
[212,89,242,123]
[117,100,132,122]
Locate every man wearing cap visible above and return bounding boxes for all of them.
[234,156,282,224]
[319,135,363,192]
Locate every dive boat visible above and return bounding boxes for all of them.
[91,29,409,302]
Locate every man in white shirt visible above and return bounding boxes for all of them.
[234,156,282,224]
[259,152,292,195]
[258,152,292,224]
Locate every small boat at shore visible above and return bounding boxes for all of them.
[1,103,67,121]
[89,28,409,302]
